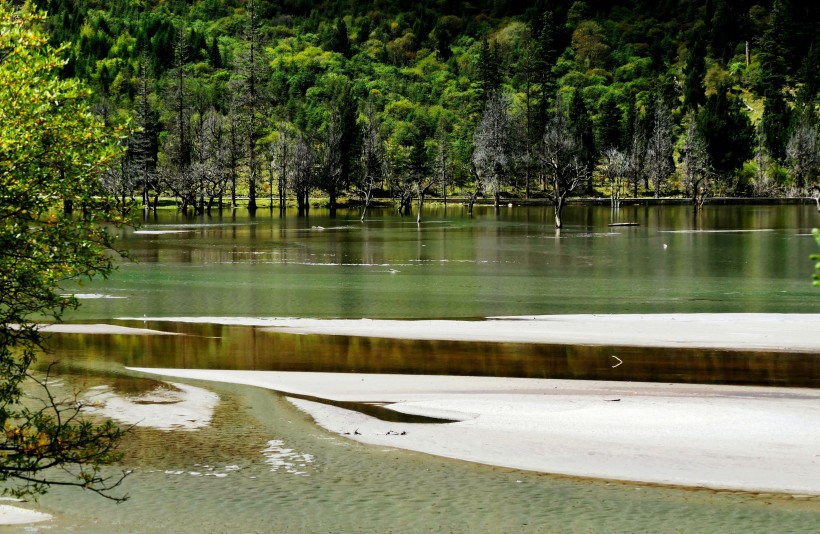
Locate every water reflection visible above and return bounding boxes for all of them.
[46,323,820,388]
[67,204,820,321]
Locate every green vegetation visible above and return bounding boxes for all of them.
[29,1,820,224]
[1,3,127,500]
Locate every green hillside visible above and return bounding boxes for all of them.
[37,0,820,217]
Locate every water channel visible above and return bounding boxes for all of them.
[11,203,820,532]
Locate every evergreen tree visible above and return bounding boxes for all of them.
[596,94,622,151]
[478,38,502,103]
[683,35,706,112]
[533,10,561,129]
[761,94,793,162]
[568,89,596,193]
[132,53,159,209]
[208,36,222,69]
[232,0,269,212]
[697,85,755,184]
[329,18,351,59]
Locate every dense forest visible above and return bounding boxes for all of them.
[37,0,820,224]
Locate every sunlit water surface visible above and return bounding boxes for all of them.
[11,204,820,532]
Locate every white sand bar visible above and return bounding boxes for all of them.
[119,314,820,351]
[0,503,52,525]
[129,368,820,495]
[38,324,177,335]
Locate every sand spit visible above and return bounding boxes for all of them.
[128,369,820,495]
[38,323,178,335]
[0,502,52,525]
[116,314,820,351]
[83,382,219,431]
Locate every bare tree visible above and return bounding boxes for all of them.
[358,97,383,221]
[472,92,514,208]
[786,115,819,194]
[225,102,244,209]
[322,111,344,213]
[383,136,414,216]
[195,108,230,213]
[599,147,626,209]
[434,119,451,211]
[99,140,137,215]
[160,24,194,213]
[541,106,587,229]
[271,122,296,215]
[293,133,316,216]
[753,123,778,197]
[681,115,712,213]
[645,98,675,199]
[624,114,647,198]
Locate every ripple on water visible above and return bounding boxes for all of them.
[33,374,820,533]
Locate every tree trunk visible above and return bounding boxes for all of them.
[553,196,564,229]
[328,186,337,217]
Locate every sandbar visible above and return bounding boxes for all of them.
[129,368,820,495]
[38,324,178,335]
[118,314,820,351]
[0,502,52,525]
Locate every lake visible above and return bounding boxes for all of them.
[25,203,820,532]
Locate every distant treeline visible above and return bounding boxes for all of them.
[40,0,819,224]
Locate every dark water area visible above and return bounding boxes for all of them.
[47,320,820,388]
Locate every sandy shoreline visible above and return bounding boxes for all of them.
[129,368,820,496]
[116,314,820,351]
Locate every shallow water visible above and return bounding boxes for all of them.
[67,204,820,319]
[8,204,820,531]
[28,372,820,533]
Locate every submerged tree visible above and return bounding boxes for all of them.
[645,97,675,199]
[357,97,383,221]
[271,122,296,215]
[473,92,514,208]
[786,114,819,193]
[682,115,712,212]
[0,5,128,500]
[541,104,587,229]
[599,147,626,209]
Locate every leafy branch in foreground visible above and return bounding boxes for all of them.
[1,2,128,500]
[1,366,130,502]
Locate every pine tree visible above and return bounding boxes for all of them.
[568,89,596,193]
[596,94,623,151]
[697,85,755,185]
[683,35,706,112]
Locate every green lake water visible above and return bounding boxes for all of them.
[9,203,820,532]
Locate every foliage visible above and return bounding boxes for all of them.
[0,3,127,500]
[32,0,820,213]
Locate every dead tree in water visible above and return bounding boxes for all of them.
[681,116,712,213]
[541,106,586,229]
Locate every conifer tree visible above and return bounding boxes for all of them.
[697,85,755,186]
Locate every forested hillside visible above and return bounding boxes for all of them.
[38,0,820,222]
